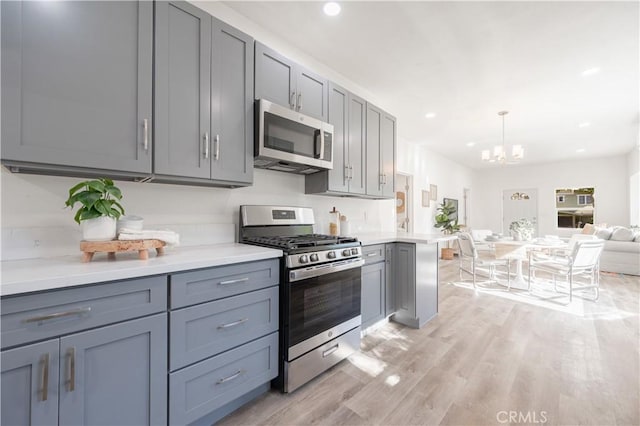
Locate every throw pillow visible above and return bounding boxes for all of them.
[594,226,613,240]
[610,226,635,242]
[581,223,595,235]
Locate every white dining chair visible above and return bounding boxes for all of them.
[528,239,605,302]
[457,232,511,289]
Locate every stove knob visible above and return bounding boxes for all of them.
[299,255,309,264]
[310,253,319,262]
[342,249,351,256]
[351,248,359,255]
[327,251,336,259]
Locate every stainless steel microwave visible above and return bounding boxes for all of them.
[254,99,333,174]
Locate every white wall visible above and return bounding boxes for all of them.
[628,146,640,226]
[472,155,630,237]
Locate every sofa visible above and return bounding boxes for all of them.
[584,225,640,276]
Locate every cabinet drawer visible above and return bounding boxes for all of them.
[1,276,167,349]
[170,286,278,370]
[170,258,279,308]
[362,244,385,265]
[169,332,278,425]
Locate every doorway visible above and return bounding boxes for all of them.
[502,189,538,236]
[396,173,413,233]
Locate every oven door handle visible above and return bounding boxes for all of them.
[289,258,364,282]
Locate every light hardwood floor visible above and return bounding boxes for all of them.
[219,260,640,426]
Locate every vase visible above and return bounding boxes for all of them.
[81,217,116,241]
[512,231,522,241]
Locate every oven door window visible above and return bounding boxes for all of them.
[264,112,326,160]
[288,267,361,347]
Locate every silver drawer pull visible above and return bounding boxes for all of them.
[66,347,75,392]
[24,307,92,324]
[142,119,149,151]
[218,277,249,286]
[40,353,50,401]
[322,344,339,358]
[217,318,248,329]
[216,369,245,385]
[366,253,378,257]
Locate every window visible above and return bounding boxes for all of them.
[555,188,594,229]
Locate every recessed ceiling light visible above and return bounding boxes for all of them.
[323,2,341,16]
[578,122,591,128]
[576,148,586,153]
[466,142,476,147]
[424,113,436,119]
[582,67,600,76]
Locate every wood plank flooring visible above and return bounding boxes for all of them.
[218,260,640,425]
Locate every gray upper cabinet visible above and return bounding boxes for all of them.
[155,3,254,185]
[305,83,366,196]
[210,19,254,184]
[255,42,328,121]
[366,103,396,199]
[154,1,212,179]
[1,1,153,175]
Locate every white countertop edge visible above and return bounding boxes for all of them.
[357,233,457,246]
[1,243,282,297]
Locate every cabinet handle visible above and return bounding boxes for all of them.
[214,134,220,160]
[349,164,354,180]
[217,317,249,329]
[322,344,339,358]
[290,91,296,109]
[216,369,245,385]
[344,165,349,184]
[383,174,387,185]
[366,252,378,257]
[379,174,383,188]
[23,307,92,324]
[297,92,302,111]
[203,132,210,159]
[66,347,75,392]
[143,119,149,151]
[40,353,49,402]
[218,277,249,286]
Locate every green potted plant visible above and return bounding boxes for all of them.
[434,199,460,260]
[65,178,125,241]
[509,218,535,241]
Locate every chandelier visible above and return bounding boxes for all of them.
[481,111,523,164]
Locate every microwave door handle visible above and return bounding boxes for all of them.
[319,128,325,160]
[314,129,322,159]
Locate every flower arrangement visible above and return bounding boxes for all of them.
[509,218,535,241]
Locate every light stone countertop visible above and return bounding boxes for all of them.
[0,243,282,296]
[356,232,457,246]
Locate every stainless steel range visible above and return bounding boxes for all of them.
[239,205,363,393]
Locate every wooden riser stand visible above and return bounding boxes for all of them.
[80,239,166,262]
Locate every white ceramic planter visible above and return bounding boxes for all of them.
[81,217,116,241]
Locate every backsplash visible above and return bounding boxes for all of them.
[1,168,395,261]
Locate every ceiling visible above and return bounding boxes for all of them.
[223,1,639,170]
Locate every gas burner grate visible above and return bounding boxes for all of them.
[243,234,358,250]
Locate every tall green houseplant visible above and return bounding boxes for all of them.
[65,178,125,223]
[434,199,460,234]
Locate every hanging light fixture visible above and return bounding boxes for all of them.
[481,111,523,164]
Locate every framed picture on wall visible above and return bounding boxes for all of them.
[429,184,437,201]
[443,197,459,221]
[422,190,430,207]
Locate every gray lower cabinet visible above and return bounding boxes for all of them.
[385,244,396,316]
[365,103,396,199]
[155,2,253,186]
[255,42,328,121]
[361,261,386,329]
[1,0,153,176]
[305,83,366,196]
[168,260,279,425]
[0,276,168,426]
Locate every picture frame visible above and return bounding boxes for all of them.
[443,197,459,221]
[422,190,430,207]
[429,184,437,201]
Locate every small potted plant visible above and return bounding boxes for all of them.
[65,178,125,241]
[434,200,460,259]
[509,218,535,241]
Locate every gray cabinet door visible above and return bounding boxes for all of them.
[394,243,416,319]
[348,93,367,195]
[211,19,254,184]
[58,314,167,426]
[385,244,396,316]
[365,103,383,197]
[381,112,396,198]
[361,262,386,329]
[254,42,295,108]
[326,82,349,193]
[154,1,211,178]
[1,339,59,426]
[1,1,153,173]
[295,65,328,121]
